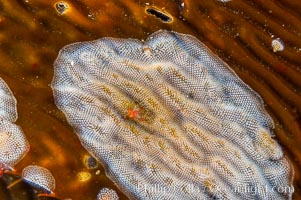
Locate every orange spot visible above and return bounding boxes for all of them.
[127,108,139,119]
[0,168,4,177]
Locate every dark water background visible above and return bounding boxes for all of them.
[0,0,300,199]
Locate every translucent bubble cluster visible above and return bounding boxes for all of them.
[52,30,293,199]
[0,78,29,168]
[22,165,56,193]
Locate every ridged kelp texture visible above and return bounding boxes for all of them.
[0,78,29,168]
[0,0,300,199]
[52,30,293,199]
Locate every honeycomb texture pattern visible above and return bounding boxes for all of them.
[51,30,293,200]
[22,165,56,193]
[0,78,29,167]
[97,188,119,200]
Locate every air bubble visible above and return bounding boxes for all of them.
[272,38,284,52]
[145,7,173,23]
[54,1,69,15]
[83,155,98,169]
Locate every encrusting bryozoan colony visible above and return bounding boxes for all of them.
[97,188,119,200]
[51,30,293,199]
[0,78,55,195]
[0,78,29,168]
[22,165,56,193]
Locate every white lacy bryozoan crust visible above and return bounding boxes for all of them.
[0,78,29,168]
[52,30,293,200]
[97,188,119,200]
[22,165,55,193]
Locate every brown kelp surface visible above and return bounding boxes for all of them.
[0,0,300,199]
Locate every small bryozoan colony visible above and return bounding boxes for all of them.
[0,78,29,168]
[22,165,56,193]
[52,30,293,199]
[97,188,119,200]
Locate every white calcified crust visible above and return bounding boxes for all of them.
[0,78,17,122]
[52,30,293,199]
[97,188,119,200]
[0,78,29,167]
[22,165,56,193]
